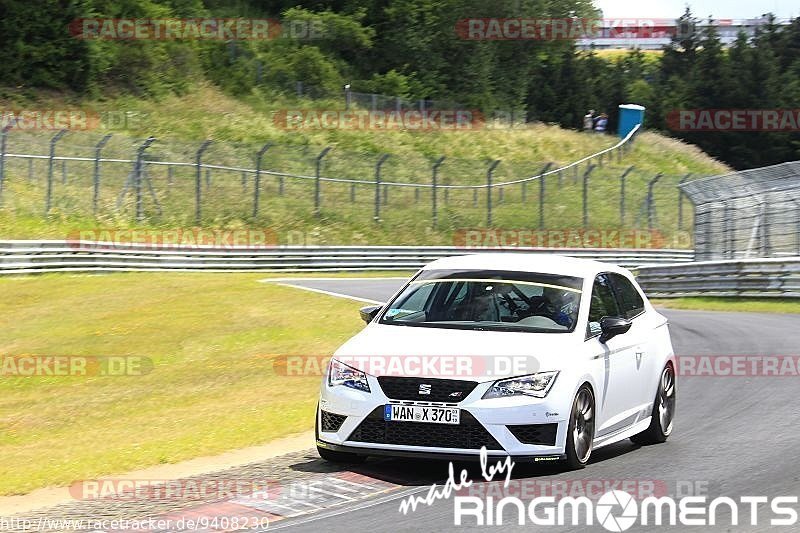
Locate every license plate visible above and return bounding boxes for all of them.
[384,404,460,425]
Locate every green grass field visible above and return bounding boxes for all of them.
[0,272,370,496]
[652,297,800,315]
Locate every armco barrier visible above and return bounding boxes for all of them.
[0,241,694,274]
[635,258,800,298]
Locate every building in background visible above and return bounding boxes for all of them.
[577,17,794,50]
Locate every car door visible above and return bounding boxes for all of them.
[608,273,653,411]
[586,273,642,436]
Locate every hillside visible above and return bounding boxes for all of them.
[0,86,729,246]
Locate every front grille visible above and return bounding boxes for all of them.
[507,423,558,446]
[377,377,478,403]
[320,410,347,432]
[348,407,503,450]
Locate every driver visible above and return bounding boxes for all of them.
[540,286,579,328]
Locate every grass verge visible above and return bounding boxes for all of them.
[0,272,367,496]
[652,297,800,315]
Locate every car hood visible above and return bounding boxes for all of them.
[332,323,583,382]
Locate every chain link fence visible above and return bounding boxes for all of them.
[682,162,800,261]
[0,125,694,246]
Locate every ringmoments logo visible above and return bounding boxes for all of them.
[453,489,800,528]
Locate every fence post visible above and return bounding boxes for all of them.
[134,137,156,221]
[0,125,11,205]
[195,140,212,224]
[314,147,331,218]
[647,173,663,230]
[538,163,554,230]
[761,202,771,257]
[45,129,68,215]
[374,154,389,222]
[792,200,800,256]
[582,164,597,229]
[721,202,730,258]
[486,160,501,227]
[252,142,272,218]
[677,173,692,230]
[432,156,444,229]
[619,166,635,227]
[92,134,112,215]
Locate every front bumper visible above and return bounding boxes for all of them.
[317,374,570,460]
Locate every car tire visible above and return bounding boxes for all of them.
[314,404,367,464]
[631,363,676,445]
[564,384,595,470]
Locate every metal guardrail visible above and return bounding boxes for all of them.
[0,241,693,274]
[636,258,800,298]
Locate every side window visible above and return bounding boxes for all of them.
[395,282,435,312]
[587,274,620,337]
[609,273,645,320]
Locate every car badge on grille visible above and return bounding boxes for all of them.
[449,391,463,397]
[418,383,432,395]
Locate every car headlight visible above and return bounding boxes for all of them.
[327,358,370,393]
[482,371,559,399]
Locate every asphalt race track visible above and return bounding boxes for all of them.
[265,278,800,532]
[11,277,800,533]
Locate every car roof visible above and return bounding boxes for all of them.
[421,253,629,279]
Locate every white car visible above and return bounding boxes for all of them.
[315,254,676,469]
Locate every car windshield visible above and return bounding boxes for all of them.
[379,269,583,333]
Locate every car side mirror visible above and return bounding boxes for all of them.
[359,305,382,324]
[599,316,632,344]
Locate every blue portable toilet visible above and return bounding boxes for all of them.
[618,104,645,138]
